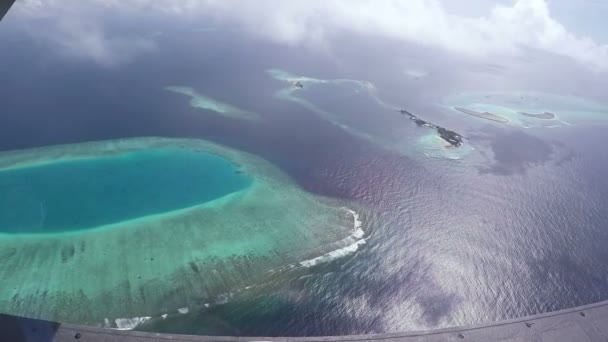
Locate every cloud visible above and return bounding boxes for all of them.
[13,0,156,67]
[11,0,608,71]
[191,0,608,71]
[45,20,155,67]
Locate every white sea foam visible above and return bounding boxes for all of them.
[299,239,365,267]
[114,316,152,330]
[299,208,365,267]
[161,314,168,319]
[177,307,189,314]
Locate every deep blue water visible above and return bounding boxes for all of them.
[0,148,251,233]
[1,2,608,336]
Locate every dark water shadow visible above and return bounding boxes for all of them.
[469,127,558,175]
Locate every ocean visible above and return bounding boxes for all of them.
[1,3,608,336]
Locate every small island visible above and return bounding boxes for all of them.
[398,109,463,147]
[518,111,556,119]
[454,107,509,123]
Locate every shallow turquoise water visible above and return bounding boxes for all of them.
[0,148,253,234]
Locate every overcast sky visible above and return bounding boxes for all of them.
[7,0,608,71]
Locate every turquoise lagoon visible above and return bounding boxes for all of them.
[0,148,252,234]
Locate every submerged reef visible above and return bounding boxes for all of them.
[443,91,608,128]
[0,137,362,326]
[268,68,472,160]
[165,86,259,120]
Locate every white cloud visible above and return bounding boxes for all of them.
[190,0,608,71]
[11,0,608,71]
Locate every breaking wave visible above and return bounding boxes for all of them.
[299,208,365,267]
